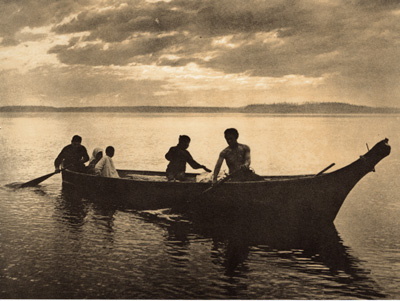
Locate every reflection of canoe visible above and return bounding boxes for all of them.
[62,139,391,225]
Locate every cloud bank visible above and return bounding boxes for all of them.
[1,0,399,107]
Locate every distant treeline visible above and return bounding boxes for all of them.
[1,102,399,114]
[0,105,235,113]
[242,102,400,114]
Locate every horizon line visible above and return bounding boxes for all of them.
[1,101,399,109]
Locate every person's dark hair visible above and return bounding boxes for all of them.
[106,146,115,157]
[224,128,239,139]
[71,135,82,143]
[179,135,191,144]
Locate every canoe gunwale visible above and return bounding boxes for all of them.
[64,168,318,185]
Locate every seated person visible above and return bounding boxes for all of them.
[165,135,211,181]
[95,146,119,178]
[212,128,263,183]
[86,147,103,174]
[54,135,89,173]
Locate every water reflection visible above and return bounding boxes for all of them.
[56,186,387,299]
[139,209,387,299]
[91,202,117,245]
[56,188,88,229]
[208,237,251,283]
[56,187,118,246]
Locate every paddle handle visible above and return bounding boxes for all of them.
[202,168,244,195]
[56,163,76,172]
[315,163,335,176]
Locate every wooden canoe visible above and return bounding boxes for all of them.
[62,138,391,226]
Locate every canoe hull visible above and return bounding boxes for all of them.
[62,139,391,226]
[62,170,208,209]
[60,169,367,227]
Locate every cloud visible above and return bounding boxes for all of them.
[0,65,169,106]
[53,2,191,42]
[1,36,19,46]
[47,0,400,75]
[48,33,185,66]
[0,0,92,44]
[1,0,400,107]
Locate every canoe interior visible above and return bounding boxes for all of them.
[117,169,315,183]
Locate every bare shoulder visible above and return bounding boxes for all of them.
[239,143,250,151]
[220,146,231,157]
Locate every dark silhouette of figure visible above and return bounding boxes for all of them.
[165,135,211,181]
[213,128,262,183]
[54,135,89,173]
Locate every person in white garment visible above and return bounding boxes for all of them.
[95,146,119,178]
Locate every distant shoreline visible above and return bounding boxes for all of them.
[1,102,399,114]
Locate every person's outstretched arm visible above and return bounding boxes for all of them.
[212,154,224,183]
[186,152,211,172]
[54,147,67,171]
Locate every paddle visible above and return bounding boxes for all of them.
[19,164,74,188]
[202,168,244,195]
[315,163,335,177]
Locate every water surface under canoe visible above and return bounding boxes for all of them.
[1,112,399,298]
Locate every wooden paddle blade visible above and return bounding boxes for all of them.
[20,171,58,188]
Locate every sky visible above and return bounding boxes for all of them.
[0,0,399,108]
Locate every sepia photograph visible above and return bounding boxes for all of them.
[0,0,399,299]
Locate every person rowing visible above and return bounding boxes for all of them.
[54,135,89,173]
[212,128,262,183]
[165,135,211,181]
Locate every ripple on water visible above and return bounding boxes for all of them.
[0,179,393,299]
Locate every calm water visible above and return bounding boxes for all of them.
[0,112,399,299]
